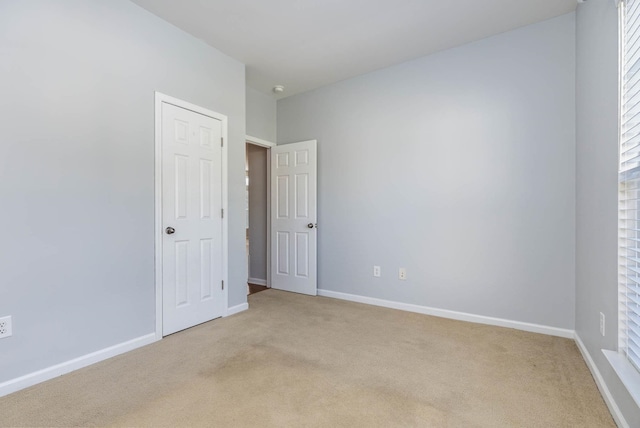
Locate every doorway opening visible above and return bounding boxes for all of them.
[244,136,318,298]
[245,136,275,295]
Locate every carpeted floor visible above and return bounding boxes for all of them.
[0,290,614,427]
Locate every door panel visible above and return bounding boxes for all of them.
[295,232,309,277]
[175,240,189,306]
[295,174,309,218]
[162,102,224,336]
[277,231,290,275]
[277,176,289,218]
[271,140,317,296]
[200,238,213,300]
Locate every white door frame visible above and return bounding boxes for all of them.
[246,135,275,288]
[155,92,229,340]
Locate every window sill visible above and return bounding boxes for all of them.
[603,349,640,408]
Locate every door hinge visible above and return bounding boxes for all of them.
[221,208,224,218]
[221,137,224,147]
[221,280,224,290]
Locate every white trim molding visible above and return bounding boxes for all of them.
[603,349,640,409]
[248,277,267,286]
[155,92,229,340]
[318,289,575,338]
[226,302,249,317]
[574,335,629,428]
[577,0,621,7]
[246,135,273,287]
[0,333,157,398]
[246,135,276,148]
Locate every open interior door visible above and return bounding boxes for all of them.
[270,140,317,296]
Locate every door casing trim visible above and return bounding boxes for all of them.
[154,92,229,340]
[246,135,275,288]
[246,135,275,148]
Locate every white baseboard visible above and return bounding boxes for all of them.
[248,277,267,286]
[575,334,628,428]
[226,302,249,316]
[318,289,575,339]
[0,333,157,398]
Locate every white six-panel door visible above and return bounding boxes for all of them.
[162,102,224,336]
[271,140,317,296]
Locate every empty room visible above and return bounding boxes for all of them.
[1,0,639,426]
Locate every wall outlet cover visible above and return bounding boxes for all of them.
[373,266,381,277]
[0,316,12,339]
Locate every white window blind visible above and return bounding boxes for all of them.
[620,0,640,372]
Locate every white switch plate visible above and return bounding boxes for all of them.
[600,312,605,336]
[399,268,407,280]
[0,316,12,339]
[373,266,381,277]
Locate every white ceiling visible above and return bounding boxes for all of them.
[131,0,577,99]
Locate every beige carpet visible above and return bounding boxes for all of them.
[0,290,614,427]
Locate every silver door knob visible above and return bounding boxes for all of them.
[307,223,314,229]
[166,227,176,235]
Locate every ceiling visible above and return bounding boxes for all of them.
[131,0,577,99]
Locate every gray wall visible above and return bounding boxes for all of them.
[247,86,277,142]
[0,0,246,384]
[576,0,640,425]
[278,13,576,329]
[247,144,268,282]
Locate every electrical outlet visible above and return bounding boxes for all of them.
[0,316,12,339]
[600,312,605,337]
[373,266,381,277]
[399,268,407,280]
